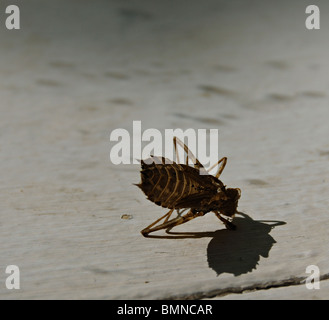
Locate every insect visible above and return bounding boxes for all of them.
[136,137,241,237]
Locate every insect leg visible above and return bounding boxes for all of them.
[164,208,175,223]
[207,157,227,178]
[141,209,203,237]
[173,137,180,164]
[176,208,188,217]
[173,137,206,172]
[214,211,236,230]
[141,209,174,236]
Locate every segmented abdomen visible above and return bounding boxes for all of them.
[137,159,220,209]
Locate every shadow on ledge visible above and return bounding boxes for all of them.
[146,212,286,276]
[206,213,286,276]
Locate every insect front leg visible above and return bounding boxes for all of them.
[214,211,236,230]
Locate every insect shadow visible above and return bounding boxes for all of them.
[146,212,286,276]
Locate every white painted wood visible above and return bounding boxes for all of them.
[0,0,328,299]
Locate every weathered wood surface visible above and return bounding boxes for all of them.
[0,0,328,299]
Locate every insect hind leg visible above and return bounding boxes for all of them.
[141,209,203,237]
[141,209,174,236]
[173,137,206,173]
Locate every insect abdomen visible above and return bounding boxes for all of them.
[137,159,219,209]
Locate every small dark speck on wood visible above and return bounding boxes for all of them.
[121,214,133,220]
